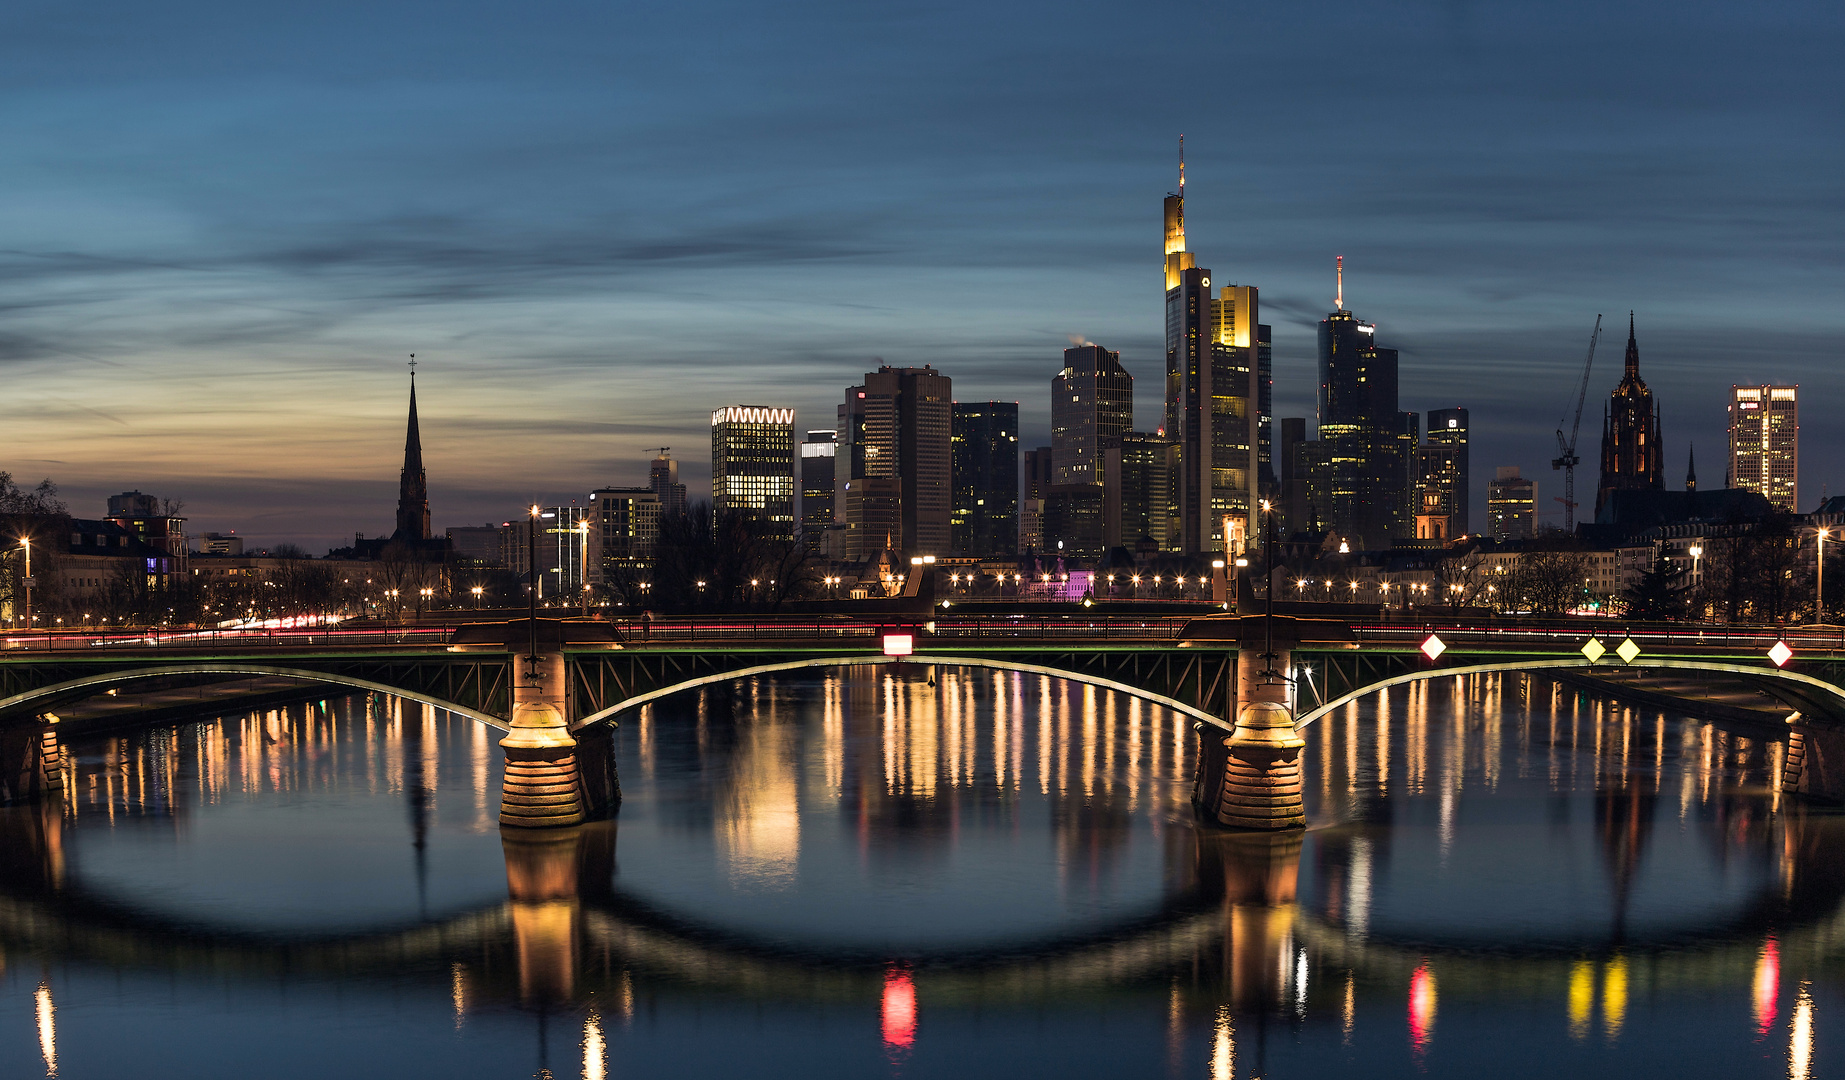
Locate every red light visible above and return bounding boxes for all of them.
[882,966,916,1049]
[1408,962,1436,1055]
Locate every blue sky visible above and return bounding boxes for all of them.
[3,0,1840,546]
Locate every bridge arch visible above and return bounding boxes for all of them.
[1294,657,1845,729]
[572,654,1235,732]
[0,663,508,731]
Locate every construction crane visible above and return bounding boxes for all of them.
[645,447,670,458]
[1551,315,1603,532]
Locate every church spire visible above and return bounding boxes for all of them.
[393,357,431,543]
[1625,311,1639,378]
[1686,442,1697,492]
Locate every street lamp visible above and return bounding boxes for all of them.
[1818,529,1830,624]
[17,537,30,633]
[471,585,484,609]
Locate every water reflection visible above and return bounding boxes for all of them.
[0,671,1840,1078]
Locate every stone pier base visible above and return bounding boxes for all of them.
[1197,700,1306,831]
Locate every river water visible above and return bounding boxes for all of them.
[0,669,1835,1078]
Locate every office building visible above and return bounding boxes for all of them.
[649,451,688,520]
[446,525,503,567]
[1419,408,1469,538]
[1487,467,1536,541]
[1103,432,1177,551]
[1727,385,1798,512]
[1317,260,1410,550]
[837,366,951,559]
[711,405,796,540]
[1051,345,1131,486]
[589,487,662,581]
[800,430,839,537]
[1021,445,1054,552]
[1595,314,1665,516]
[951,402,1019,557]
[1040,485,1105,561]
[1162,151,1270,555]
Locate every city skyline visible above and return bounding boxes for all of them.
[3,1,1839,548]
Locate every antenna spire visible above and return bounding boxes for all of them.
[1335,256,1344,311]
[1178,134,1184,194]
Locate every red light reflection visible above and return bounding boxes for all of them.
[1754,936,1780,1037]
[882,966,916,1050]
[1408,962,1437,1057]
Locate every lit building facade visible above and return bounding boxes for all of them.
[1051,345,1131,487]
[1103,432,1177,552]
[1487,466,1536,541]
[837,366,952,558]
[1317,265,1409,551]
[1162,155,1271,555]
[1419,407,1469,538]
[589,487,661,582]
[711,405,796,540]
[951,402,1019,557]
[800,430,838,537]
[1727,385,1798,512]
[1595,315,1664,516]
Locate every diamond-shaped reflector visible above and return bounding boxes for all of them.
[1615,637,1641,664]
[1769,640,1793,667]
[1581,637,1606,663]
[1420,634,1446,661]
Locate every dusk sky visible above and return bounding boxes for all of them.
[4,0,1839,548]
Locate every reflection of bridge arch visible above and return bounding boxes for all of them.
[1294,658,1845,729]
[0,663,508,730]
[571,655,1234,732]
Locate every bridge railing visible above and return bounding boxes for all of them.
[1349,621,1845,655]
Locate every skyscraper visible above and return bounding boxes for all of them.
[1727,385,1798,512]
[1595,314,1664,516]
[649,451,687,519]
[1051,345,1132,487]
[1020,446,1053,552]
[800,430,838,537]
[1487,467,1536,541]
[1317,260,1408,550]
[1103,431,1177,552]
[1162,146,1271,555]
[1419,408,1469,538]
[837,366,952,557]
[589,487,661,583]
[951,402,1019,557]
[393,370,431,543]
[711,405,796,539]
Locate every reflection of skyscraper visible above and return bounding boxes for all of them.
[1318,263,1408,550]
[711,406,796,539]
[1595,315,1665,516]
[951,402,1018,556]
[1162,146,1271,554]
[1727,385,1798,512]
[1051,345,1132,487]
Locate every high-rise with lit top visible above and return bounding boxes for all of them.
[711,406,796,540]
[1727,385,1798,512]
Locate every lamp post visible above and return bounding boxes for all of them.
[1688,544,1703,619]
[1818,529,1829,625]
[527,505,540,669]
[18,537,30,635]
[471,585,483,609]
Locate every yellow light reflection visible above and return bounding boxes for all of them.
[1210,1005,1235,1080]
[451,962,468,1029]
[1602,955,1628,1040]
[1342,970,1355,1044]
[1791,980,1814,1080]
[583,1008,606,1080]
[1568,959,1594,1039]
[36,980,56,1078]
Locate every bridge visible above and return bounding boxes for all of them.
[4,614,1845,825]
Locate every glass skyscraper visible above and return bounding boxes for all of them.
[951,401,1019,557]
[1317,273,1408,551]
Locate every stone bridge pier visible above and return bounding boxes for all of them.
[1193,615,1348,831]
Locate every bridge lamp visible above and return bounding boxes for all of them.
[1769,640,1793,667]
[1234,558,1248,568]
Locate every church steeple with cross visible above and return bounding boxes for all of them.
[392,356,432,543]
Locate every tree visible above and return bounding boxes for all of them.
[652,502,820,614]
[1623,548,1689,621]
[1509,542,1590,616]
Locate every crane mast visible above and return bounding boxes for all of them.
[1551,315,1603,532]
